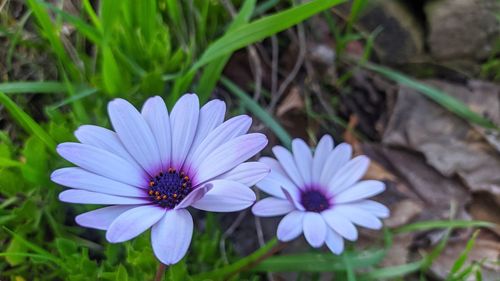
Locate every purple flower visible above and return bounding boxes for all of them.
[51,94,269,265]
[252,135,389,254]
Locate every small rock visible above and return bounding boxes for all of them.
[425,0,500,61]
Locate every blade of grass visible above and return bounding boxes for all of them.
[395,220,494,234]
[2,227,64,267]
[191,0,346,71]
[221,77,292,148]
[0,92,56,151]
[191,238,278,281]
[363,62,498,130]
[0,81,67,94]
[46,87,97,111]
[26,0,80,81]
[252,250,385,272]
[195,0,256,102]
[447,230,480,279]
[360,260,425,280]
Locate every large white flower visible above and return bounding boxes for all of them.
[52,94,269,264]
[252,135,389,254]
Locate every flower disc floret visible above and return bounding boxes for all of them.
[148,168,193,209]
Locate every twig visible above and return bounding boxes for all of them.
[269,23,307,111]
[221,0,263,101]
[220,210,248,264]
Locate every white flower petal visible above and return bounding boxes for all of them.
[319,143,352,188]
[74,125,138,165]
[272,146,304,188]
[51,168,147,196]
[141,96,172,171]
[75,205,139,230]
[217,162,270,186]
[184,99,226,164]
[256,157,300,200]
[325,228,344,255]
[106,205,165,243]
[277,211,304,242]
[56,142,148,187]
[174,184,211,210]
[328,155,370,195]
[59,190,150,205]
[281,187,305,211]
[322,209,358,241]
[151,209,193,265]
[188,115,251,174]
[193,133,267,185]
[312,135,334,182]
[334,180,385,204]
[303,212,327,248]
[347,200,390,218]
[334,205,383,229]
[292,139,313,185]
[191,180,256,212]
[252,197,294,217]
[108,98,161,175]
[170,94,200,168]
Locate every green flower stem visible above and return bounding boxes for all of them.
[192,238,282,280]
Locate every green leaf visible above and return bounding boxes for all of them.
[55,238,78,256]
[5,238,27,266]
[447,230,480,279]
[363,62,498,130]
[221,77,292,148]
[395,220,494,234]
[101,46,128,96]
[167,259,189,281]
[116,264,129,281]
[0,81,67,94]
[191,0,346,71]
[22,136,49,184]
[0,157,22,168]
[0,92,56,152]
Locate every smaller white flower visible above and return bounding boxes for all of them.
[252,135,389,254]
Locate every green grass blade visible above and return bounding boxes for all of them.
[361,260,424,280]
[0,157,23,168]
[363,62,498,129]
[395,220,494,234]
[195,0,256,102]
[191,0,346,71]
[26,0,80,81]
[0,81,67,94]
[191,238,278,280]
[47,87,98,111]
[42,2,102,44]
[252,250,385,272]
[2,227,63,266]
[447,230,480,279]
[221,77,292,148]
[0,92,56,151]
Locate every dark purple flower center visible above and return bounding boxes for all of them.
[148,168,193,209]
[300,189,330,212]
